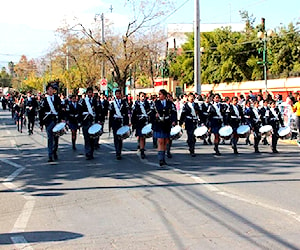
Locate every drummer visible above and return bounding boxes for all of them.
[179,92,200,157]
[39,82,64,162]
[66,94,79,150]
[244,100,262,153]
[166,92,177,159]
[152,89,177,167]
[226,96,244,154]
[108,89,130,160]
[268,100,284,153]
[78,87,99,160]
[131,92,154,159]
[199,95,213,145]
[208,93,225,156]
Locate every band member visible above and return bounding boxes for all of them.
[150,94,158,148]
[131,92,153,159]
[260,99,270,145]
[226,96,244,154]
[24,91,38,135]
[166,92,177,158]
[108,89,130,160]
[199,95,212,145]
[39,84,63,162]
[268,100,284,153]
[78,87,99,160]
[99,93,109,130]
[66,95,79,150]
[208,93,225,156]
[14,95,25,133]
[152,89,177,166]
[244,100,262,153]
[179,92,200,157]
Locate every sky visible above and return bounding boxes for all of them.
[0,0,299,68]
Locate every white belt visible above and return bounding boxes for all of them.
[213,116,222,119]
[45,112,57,115]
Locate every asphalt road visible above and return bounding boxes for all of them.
[1,109,300,250]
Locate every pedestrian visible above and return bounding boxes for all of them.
[291,95,300,144]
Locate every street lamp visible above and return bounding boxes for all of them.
[257,21,275,96]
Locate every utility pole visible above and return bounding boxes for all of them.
[101,13,105,80]
[66,46,69,96]
[194,0,201,94]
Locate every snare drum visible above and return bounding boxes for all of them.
[141,123,153,138]
[219,125,233,140]
[52,122,66,137]
[194,125,208,140]
[259,125,273,136]
[116,125,131,140]
[278,126,291,140]
[88,123,103,139]
[170,125,183,140]
[237,125,251,138]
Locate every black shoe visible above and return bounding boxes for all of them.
[48,157,53,162]
[191,153,196,157]
[272,149,279,153]
[159,160,164,166]
[208,138,212,145]
[233,148,239,154]
[141,150,145,159]
[72,146,77,150]
[167,152,172,158]
[214,146,221,156]
[221,140,225,145]
[254,148,260,153]
[203,140,208,145]
[116,155,122,160]
[53,153,58,160]
[263,138,269,145]
[86,155,94,160]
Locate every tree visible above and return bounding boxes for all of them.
[0,67,11,88]
[76,0,173,94]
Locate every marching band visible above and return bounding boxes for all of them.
[1,82,296,167]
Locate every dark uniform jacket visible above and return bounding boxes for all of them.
[66,101,79,125]
[24,97,38,118]
[78,97,99,126]
[152,99,177,133]
[39,95,63,126]
[226,104,244,128]
[131,100,153,131]
[108,98,130,131]
[179,102,200,131]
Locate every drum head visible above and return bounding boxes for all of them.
[142,124,152,134]
[170,125,182,136]
[259,125,272,133]
[53,122,66,132]
[88,124,102,134]
[117,125,130,135]
[278,126,291,137]
[194,126,208,137]
[219,126,233,137]
[237,125,250,135]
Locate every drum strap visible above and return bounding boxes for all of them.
[113,100,123,118]
[84,97,95,117]
[253,108,260,121]
[270,108,279,120]
[232,105,240,118]
[213,103,222,119]
[46,95,58,115]
[188,102,197,119]
[139,102,148,118]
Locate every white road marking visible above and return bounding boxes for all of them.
[0,158,35,249]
